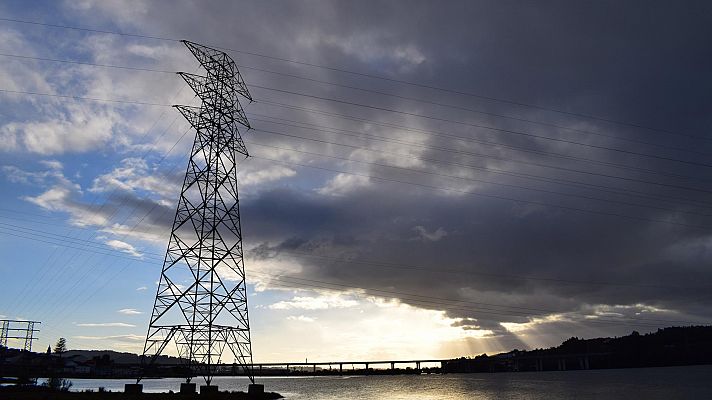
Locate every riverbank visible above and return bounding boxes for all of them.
[24,366,712,400]
[0,386,283,399]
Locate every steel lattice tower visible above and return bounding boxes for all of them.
[141,40,254,385]
[0,320,40,351]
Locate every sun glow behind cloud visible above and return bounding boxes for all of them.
[250,291,495,362]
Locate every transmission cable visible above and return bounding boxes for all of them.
[3,85,710,196]
[251,85,712,169]
[3,214,705,292]
[252,112,711,185]
[251,115,712,198]
[1,224,702,328]
[1,15,706,142]
[248,271,708,328]
[244,137,712,219]
[244,154,711,230]
[239,63,712,156]
[248,122,712,197]
[1,51,709,179]
[1,51,708,156]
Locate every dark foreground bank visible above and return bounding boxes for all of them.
[30,367,712,400]
[0,386,283,399]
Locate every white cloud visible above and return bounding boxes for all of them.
[269,294,359,310]
[287,315,316,323]
[24,186,74,211]
[413,226,448,242]
[11,162,168,246]
[1,161,64,186]
[105,239,142,257]
[302,31,426,70]
[20,169,114,228]
[316,173,370,196]
[0,104,120,155]
[0,23,191,157]
[117,308,143,315]
[75,322,136,327]
[245,252,307,291]
[0,28,55,99]
[90,157,179,199]
[239,165,296,187]
[500,314,569,334]
[254,295,494,362]
[39,160,63,170]
[1,165,59,186]
[136,286,148,291]
[100,222,167,246]
[73,334,144,341]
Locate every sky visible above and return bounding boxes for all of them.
[1,0,712,363]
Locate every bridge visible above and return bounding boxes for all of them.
[242,359,449,375]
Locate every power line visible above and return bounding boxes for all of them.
[1,222,703,328]
[5,77,709,192]
[251,85,712,169]
[3,83,711,197]
[2,50,708,157]
[1,15,707,142]
[251,112,711,185]
[0,221,164,258]
[245,138,712,219]
[246,154,712,230]
[14,159,184,321]
[16,115,200,322]
[249,271,708,328]
[4,82,711,217]
[248,122,712,198]
[0,83,708,316]
[8,73,194,318]
[0,222,688,332]
[251,104,712,209]
[19,129,197,332]
[7,87,185,316]
[3,16,711,336]
[240,63,712,156]
[228,57,711,144]
[2,178,708,332]
[0,88,171,106]
[0,52,175,74]
[0,212,155,236]
[251,115,712,198]
[0,17,179,42]
[0,226,156,263]
[7,117,179,317]
[2,47,710,178]
[3,207,709,292]
[258,248,709,291]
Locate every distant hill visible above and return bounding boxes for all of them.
[4,325,712,378]
[63,350,184,365]
[443,325,712,373]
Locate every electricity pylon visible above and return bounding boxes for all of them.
[140,40,254,386]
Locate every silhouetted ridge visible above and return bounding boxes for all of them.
[442,326,712,373]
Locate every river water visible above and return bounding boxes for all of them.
[68,365,712,399]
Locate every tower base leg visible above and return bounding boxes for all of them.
[248,383,265,394]
[124,383,142,394]
[180,382,196,394]
[200,385,219,395]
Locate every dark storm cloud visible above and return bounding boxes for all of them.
[70,0,712,344]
